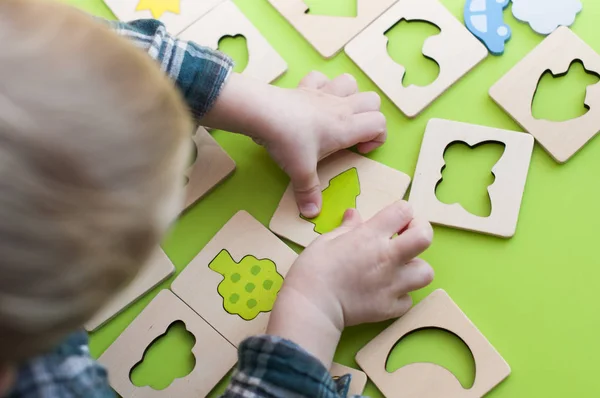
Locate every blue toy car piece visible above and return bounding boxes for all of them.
[464,0,511,55]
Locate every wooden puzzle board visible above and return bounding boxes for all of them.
[185,127,235,209]
[409,119,534,238]
[178,1,287,83]
[85,248,175,332]
[489,27,600,163]
[98,289,237,398]
[104,0,223,35]
[356,289,511,398]
[266,0,397,58]
[171,211,297,347]
[269,150,411,247]
[330,363,368,396]
[345,0,487,117]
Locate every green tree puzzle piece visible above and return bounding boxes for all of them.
[435,142,505,218]
[532,60,600,122]
[218,35,249,74]
[303,0,357,17]
[385,20,441,87]
[130,321,196,390]
[302,167,360,235]
[209,250,284,321]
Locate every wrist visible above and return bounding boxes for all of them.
[267,285,342,368]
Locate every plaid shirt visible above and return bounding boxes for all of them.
[6,18,359,398]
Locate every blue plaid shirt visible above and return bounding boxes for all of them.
[6,18,359,398]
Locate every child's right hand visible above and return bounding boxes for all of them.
[266,201,434,366]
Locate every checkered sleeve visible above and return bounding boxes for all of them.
[223,335,363,398]
[105,19,234,119]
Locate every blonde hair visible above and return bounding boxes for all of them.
[0,0,192,362]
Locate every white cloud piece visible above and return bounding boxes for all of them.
[511,0,582,35]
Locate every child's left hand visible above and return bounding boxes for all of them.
[202,72,386,218]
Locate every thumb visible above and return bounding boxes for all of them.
[293,170,322,218]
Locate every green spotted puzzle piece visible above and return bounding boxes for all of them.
[209,250,283,321]
[303,167,360,235]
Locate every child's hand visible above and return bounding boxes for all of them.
[266,201,434,366]
[202,72,386,218]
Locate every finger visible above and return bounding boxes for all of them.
[391,218,434,263]
[292,170,322,218]
[326,208,364,239]
[343,112,386,151]
[298,71,329,89]
[394,258,435,295]
[385,294,413,320]
[349,91,381,114]
[322,73,358,97]
[366,200,414,238]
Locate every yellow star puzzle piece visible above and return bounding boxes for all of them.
[136,0,181,19]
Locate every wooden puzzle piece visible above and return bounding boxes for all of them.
[104,0,223,36]
[98,290,237,398]
[489,27,600,163]
[171,211,297,347]
[184,127,235,209]
[409,119,534,238]
[178,1,288,83]
[512,0,582,35]
[356,289,510,398]
[270,150,411,248]
[85,248,175,332]
[330,363,368,395]
[464,0,511,55]
[345,0,488,118]
[266,0,397,58]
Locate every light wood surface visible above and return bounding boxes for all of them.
[330,362,368,396]
[185,127,236,209]
[104,0,223,35]
[85,248,175,332]
[356,289,510,398]
[178,1,287,83]
[489,27,600,163]
[171,211,297,347]
[98,289,237,398]
[345,0,487,117]
[409,119,534,238]
[266,0,397,58]
[269,150,411,247]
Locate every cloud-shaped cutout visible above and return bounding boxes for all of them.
[512,0,582,35]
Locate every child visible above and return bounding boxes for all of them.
[0,0,434,397]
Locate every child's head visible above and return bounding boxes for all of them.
[0,0,192,366]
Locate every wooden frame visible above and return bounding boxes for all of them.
[85,248,175,332]
[179,1,287,83]
[269,150,411,247]
[489,27,600,163]
[171,211,297,347]
[266,0,397,58]
[104,0,223,36]
[330,363,368,396]
[345,0,487,118]
[409,119,534,238]
[185,127,236,209]
[98,289,237,398]
[356,289,510,398]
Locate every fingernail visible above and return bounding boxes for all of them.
[301,203,319,218]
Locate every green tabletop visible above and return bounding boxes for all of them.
[63,0,600,396]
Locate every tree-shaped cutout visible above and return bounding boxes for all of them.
[302,167,360,235]
[136,0,181,18]
[304,0,357,17]
[385,20,441,87]
[209,250,284,321]
[130,321,196,390]
[385,327,476,389]
[435,142,505,218]
[532,60,600,122]
[218,35,249,74]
